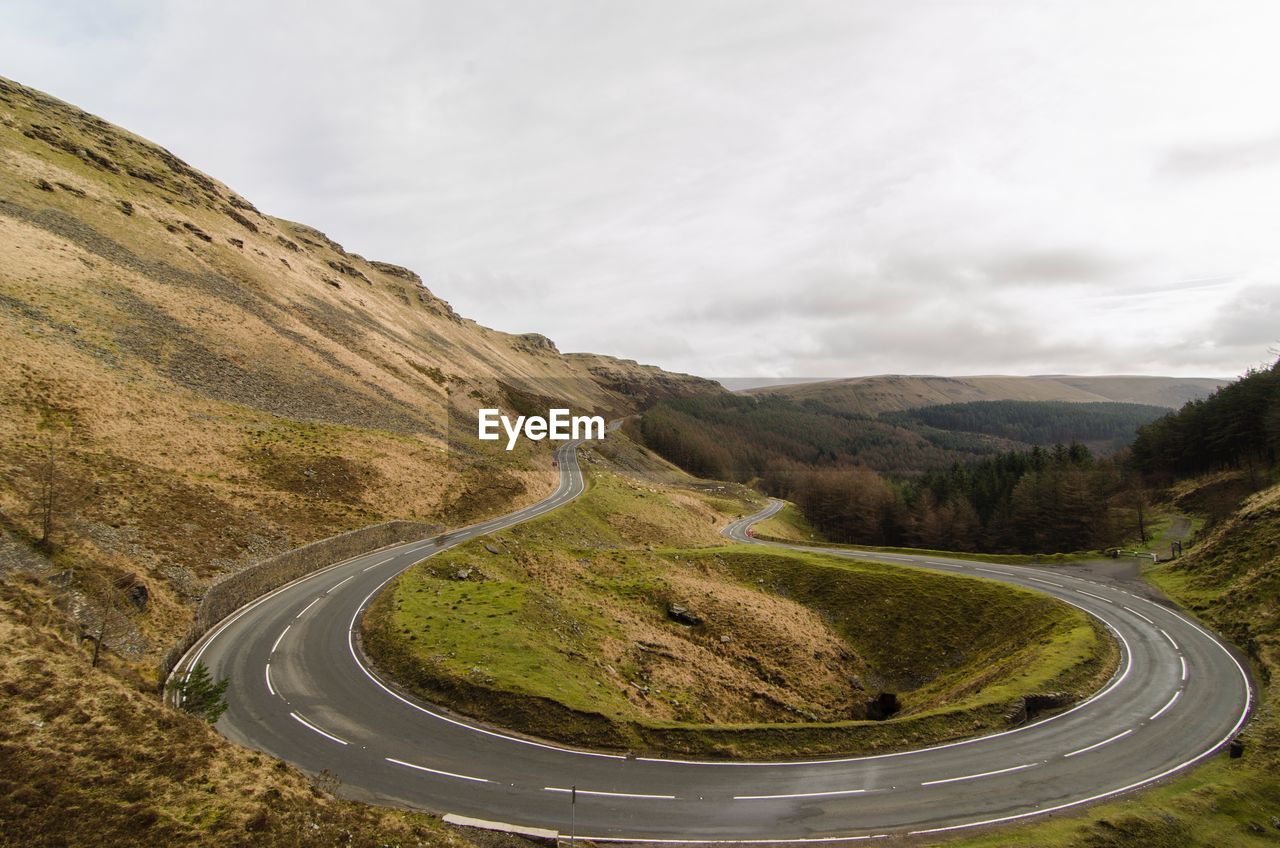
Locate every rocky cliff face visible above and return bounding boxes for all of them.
[0,75,720,663]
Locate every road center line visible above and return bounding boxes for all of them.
[270,625,290,654]
[289,711,348,745]
[362,556,393,572]
[921,762,1038,786]
[1180,655,1187,680]
[1151,690,1181,720]
[1160,628,1179,650]
[546,786,675,800]
[326,574,355,594]
[1122,606,1154,624]
[1064,728,1132,758]
[265,663,275,696]
[971,566,1003,574]
[735,788,869,800]
[295,597,320,619]
[1077,590,1112,604]
[1026,577,1063,587]
[387,757,490,783]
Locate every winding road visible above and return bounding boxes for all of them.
[172,439,1253,843]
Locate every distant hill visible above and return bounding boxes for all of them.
[744,374,1226,414]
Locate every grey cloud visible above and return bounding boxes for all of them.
[4,1,1280,379]
[1160,135,1280,179]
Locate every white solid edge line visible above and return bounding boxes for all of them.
[734,788,868,800]
[1063,728,1133,758]
[295,597,321,619]
[575,509,1251,844]
[265,663,275,696]
[187,456,1255,845]
[167,440,587,688]
[1151,690,1181,721]
[386,757,490,783]
[545,786,675,800]
[270,625,290,655]
[289,711,348,745]
[162,445,591,701]
[1123,606,1155,624]
[921,761,1038,787]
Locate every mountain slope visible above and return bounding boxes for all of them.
[0,73,719,666]
[0,73,725,848]
[748,374,1224,415]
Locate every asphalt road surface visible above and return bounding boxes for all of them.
[173,443,1253,843]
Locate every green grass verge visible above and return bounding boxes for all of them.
[361,473,1117,759]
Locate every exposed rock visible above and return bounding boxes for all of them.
[55,181,86,197]
[35,178,53,192]
[112,573,149,611]
[227,237,243,249]
[227,194,259,213]
[370,260,422,284]
[181,221,212,242]
[666,603,702,626]
[517,333,559,354]
[483,543,503,555]
[221,205,258,233]
[118,199,133,216]
[323,277,341,289]
[452,568,473,580]
[276,235,301,252]
[327,259,370,284]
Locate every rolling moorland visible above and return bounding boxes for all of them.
[744,374,1226,415]
[0,72,1277,848]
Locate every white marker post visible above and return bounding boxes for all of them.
[570,785,576,848]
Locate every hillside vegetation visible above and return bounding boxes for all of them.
[884,399,1167,454]
[0,75,715,845]
[363,464,1114,759]
[939,363,1280,847]
[0,74,718,669]
[637,391,1146,555]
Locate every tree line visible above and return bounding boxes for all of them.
[1131,359,1280,480]
[636,395,1196,554]
[884,400,1167,451]
[760,443,1124,554]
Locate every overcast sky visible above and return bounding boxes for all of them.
[4,1,1278,380]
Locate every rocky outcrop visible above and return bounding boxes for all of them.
[370,260,422,284]
[516,333,559,355]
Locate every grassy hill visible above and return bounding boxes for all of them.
[0,74,721,664]
[0,75,717,846]
[363,464,1114,759]
[747,373,1224,415]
